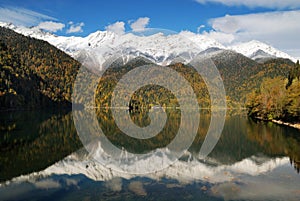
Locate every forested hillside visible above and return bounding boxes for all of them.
[246,61,300,122]
[0,27,81,110]
[0,27,297,111]
[95,51,295,110]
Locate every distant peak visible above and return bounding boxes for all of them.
[230,40,296,62]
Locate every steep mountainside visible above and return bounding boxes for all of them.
[0,27,81,109]
[212,51,294,103]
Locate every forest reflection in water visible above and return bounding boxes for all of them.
[0,108,299,183]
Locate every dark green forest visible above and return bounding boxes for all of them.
[0,27,80,109]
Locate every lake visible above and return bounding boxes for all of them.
[0,109,299,201]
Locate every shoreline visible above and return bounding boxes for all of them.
[271,119,300,130]
[253,116,300,130]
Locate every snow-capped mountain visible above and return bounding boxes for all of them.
[229,40,296,62]
[0,22,55,39]
[0,22,296,67]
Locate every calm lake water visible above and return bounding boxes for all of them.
[0,109,299,201]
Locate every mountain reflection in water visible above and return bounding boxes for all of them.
[0,109,299,201]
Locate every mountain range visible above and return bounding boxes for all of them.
[0,22,296,68]
[0,22,297,110]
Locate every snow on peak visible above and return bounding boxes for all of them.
[229,40,296,62]
[179,31,225,50]
[0,21,297,65]
[86,30,118,47]
[0,21,55,39]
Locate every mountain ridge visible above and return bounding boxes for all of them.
[229,40,295,62]
[0,21,296,68]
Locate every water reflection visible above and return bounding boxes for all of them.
[246,118,300,171]
[0,110,82,181]
[0,109,299,201]
[1,149,298,201]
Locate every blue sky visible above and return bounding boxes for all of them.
[0,0,300,57]
[0,0,287,35]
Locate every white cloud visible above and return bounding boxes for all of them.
[67,22,84,33]
[130,17,150,32]
[105,21,125,35]
[204,10,300,57]
[196,0,300,9]
[202,31,235,44]
[37,21,65,32]
[197,25,205,33]
[0,7,56,26]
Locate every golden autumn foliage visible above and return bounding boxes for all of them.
[0,27,80,109]
[246,62,300,122]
